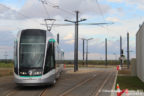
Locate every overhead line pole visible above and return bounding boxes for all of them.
[105,38,107,66]
[75,11,79,71]
[127,32,130,69]
[120,36,122,67]
[83,40,85,65]
[85,38,93,67]
[64,11,86,72]
[81,39,85,66]
[86,40,88,67]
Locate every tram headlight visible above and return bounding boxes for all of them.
[20,72,27,75]
[34,71,42,75]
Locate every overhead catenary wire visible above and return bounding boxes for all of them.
[43,0,75,16]
[96,0,110,36]
[39,0,113,27]
[40,0,51,19]
[96,0,105,21]
[41,22,113,26]
[0,4,42,25]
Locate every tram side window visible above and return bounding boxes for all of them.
[51,42,55,68]
[44,42,55,74]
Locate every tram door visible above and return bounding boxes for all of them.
[44,39,55,74]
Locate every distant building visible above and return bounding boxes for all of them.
[136,22,144,82]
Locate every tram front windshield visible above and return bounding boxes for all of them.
[19,30,46,69]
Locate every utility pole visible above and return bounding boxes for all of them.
[64,11,86,72]
[120,36,122,67]
[86,40,88,67]
[81,38,85,66]
[85,38,93,67]
[105,38,108,66]
[127,32,130,69]
[75,11,79,71]
[83,39,85,65]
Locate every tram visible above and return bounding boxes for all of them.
[14,29,64,86]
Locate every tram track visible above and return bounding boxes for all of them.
[58,74,97,96]
[39,87,49,96]
[2,69,116,96]
[39,71,113,96]
[94,72,113,96]
[58,72,113,96]
[5,89,18,96]
[39,72,98,96]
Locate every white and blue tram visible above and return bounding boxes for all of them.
[14,29,64,86]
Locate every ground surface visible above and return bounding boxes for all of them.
[116,76,144,90]
[0,68,117,96]
[0,68,13,77]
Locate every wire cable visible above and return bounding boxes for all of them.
[45,0,75,16]
[96,0,105,21]
[40,0,51,19]
[96,0,110,37]
[0,3,42,25]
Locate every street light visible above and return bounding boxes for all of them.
[64,19,75,23]
[79,18,87,22]
[64,11,87,72]
[85,38,93,66]
[64,18,86,23]
[81,38,86,66]
[81,38,93,66]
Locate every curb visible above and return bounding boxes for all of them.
[111,70,118,96]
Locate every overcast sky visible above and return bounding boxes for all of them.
[0,0,143,60]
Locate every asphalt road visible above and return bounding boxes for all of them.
[0,68,117,96]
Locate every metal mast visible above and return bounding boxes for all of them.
[127,32,130,69]
[64,11,86,72]
[105,38,107,66]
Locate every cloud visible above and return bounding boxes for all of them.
[63,33,73,40]
[106,17,120,22]
[0,30,15,45]
[124,0,144,10]
[0,4,8,13]
[0,16,139,59]
[0,30,15,59]
[107,0,123,3]
[65,40,74,45]
[63,33,74,45]
[20,0,111,19]
[0,4,17,19]
[0,3,34,20]
[0,0,140,60]
[53,16,140,59]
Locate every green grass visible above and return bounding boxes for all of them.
[64,60,125,65]
[116,76,144,90]
[118,69,131,75]
[0,63,13,68]
[65,64,115,68]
